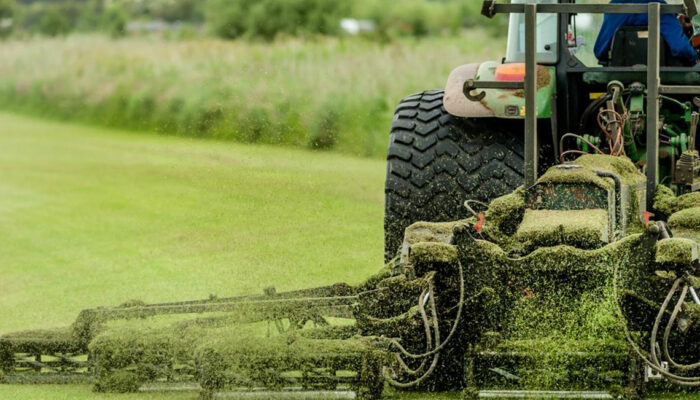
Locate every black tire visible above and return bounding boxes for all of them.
[384,90,525,261]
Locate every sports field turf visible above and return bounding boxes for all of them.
[0,113,694,399]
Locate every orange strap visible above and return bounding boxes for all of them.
[475,213,486,234]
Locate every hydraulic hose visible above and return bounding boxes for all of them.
[648,280,700,384]
[579,93,612,135]
[394,288,432,376]
[388,259,466,359]
[663,285,700,370]
[385,257,467,388]
[614,269,700,386]
[384,280,441,388]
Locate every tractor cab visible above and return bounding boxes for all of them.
[504,0,559,65]
[607,25,686,67]
[502,0,699,67]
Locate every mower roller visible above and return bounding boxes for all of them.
[3,1,700,399]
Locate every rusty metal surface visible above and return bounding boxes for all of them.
[525,183,609,212]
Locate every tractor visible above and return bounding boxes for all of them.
[384,0,700,261]
[2,1,700,399]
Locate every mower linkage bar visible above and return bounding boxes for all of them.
[479,390,613,399]
[463,79,524,102]
[91,295,358,321]
[465,80,524,90]
[107,283,357,309]
[483,3,687,18]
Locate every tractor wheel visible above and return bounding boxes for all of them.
[384,90,524,261]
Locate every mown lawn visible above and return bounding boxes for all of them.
[0,112,385,399]
[0,112,385,334]
[0,114,696,400]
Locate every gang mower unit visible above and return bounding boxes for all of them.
[2,1,700,399]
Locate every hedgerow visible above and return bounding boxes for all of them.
[7,0,503,40]
[207,0,349,41]
[0,33,505,157]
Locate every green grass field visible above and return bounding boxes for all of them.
[0,111,386,334]
[0,111,385,399]
[0,113,696,400]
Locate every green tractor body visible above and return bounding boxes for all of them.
[3,1,700,399]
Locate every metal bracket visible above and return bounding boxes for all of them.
[462,79,525,102]
[463,80,486,102]
[645,361,670,382]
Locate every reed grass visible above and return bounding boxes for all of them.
[0,32,505,157]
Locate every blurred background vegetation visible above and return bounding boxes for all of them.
[2,0,503,40]
[0,0,507,157]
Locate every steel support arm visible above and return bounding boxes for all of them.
[483,2,686,17]
[647,3,661,212]
[524,4,538,188]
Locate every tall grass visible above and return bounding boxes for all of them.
[0,33,506,156]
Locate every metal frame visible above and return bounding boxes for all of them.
[524,4,538,187]
[0,284,362,385]
[648,3,661,214]
[473,1,700,211]
[484,3,687,16]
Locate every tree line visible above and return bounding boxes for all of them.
[0,0,504,40]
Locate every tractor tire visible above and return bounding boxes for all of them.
[384,90,525,261]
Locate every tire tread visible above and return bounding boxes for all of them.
[384,91,525,261]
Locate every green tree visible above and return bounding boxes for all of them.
[0,0,16,38]
[207,0,251,40]
[157,0,204,23]
[76,0,105,32]
[208,0,347,41]
[38,7,70,36]
[102,6,127,38]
